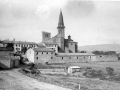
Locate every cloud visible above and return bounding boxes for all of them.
[65,0,95,18]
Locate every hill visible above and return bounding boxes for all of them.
[78,44,120,53]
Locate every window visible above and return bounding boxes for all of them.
[62,57,63,59]
[36,52,38,55]
[36,57,38,60]
[69,57,71,59]
[71,43,72,45]
[51,57,53,59]
[46,34,48,37]
[46,52,48,54]
[77,57,78,59]
[42,52,43,54]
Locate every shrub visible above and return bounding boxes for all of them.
[106,67,114,76]
[83,69,106,80]
[31,69,40,75]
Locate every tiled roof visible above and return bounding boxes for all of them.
[0,56,20,60]
[0,47,14,51]
[34,48,54,52]
[1,40,37,45]
[56,53,95,56]
[44,42,58,45]
[68,41,77,43]
[37,43,46,47]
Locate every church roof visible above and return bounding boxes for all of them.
[57,10,65,28]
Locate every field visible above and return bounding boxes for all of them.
[1,61,120,90]
[60,61,120,74]
[19,61,120,90]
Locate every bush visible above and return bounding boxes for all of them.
[83,69,106,80]
[31,69,40,75]
[106,67,114,76]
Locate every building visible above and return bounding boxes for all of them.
[42,10,78,53]
[26,48,55,64]
[25,10,119,64]
[49,53,96,64]
[0,40,38,53]
[0,47,20,69]
[25,10,97,64]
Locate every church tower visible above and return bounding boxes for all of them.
[57,10,65,52]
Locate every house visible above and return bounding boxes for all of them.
[26,47,55,64]
[68,66,81,74]
[0,40,38,53]
[0,47,20,69]
[0,56,20,69]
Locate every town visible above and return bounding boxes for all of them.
[1,1,120,90]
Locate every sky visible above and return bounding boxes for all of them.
[0,0,120,46]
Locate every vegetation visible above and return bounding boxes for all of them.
[78,50,87,53]
[106,67,114,76]
[21,47,27,54]
[92,50,116,55]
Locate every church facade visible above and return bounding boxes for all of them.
[42,10,78,53]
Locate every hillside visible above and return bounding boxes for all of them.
[78,44,120,53]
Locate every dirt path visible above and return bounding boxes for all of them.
[0,69,71,90]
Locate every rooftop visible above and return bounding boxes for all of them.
[0,47,14,51]
[0,56,20,60]
[44,42,58,45]
[34,48,54,52]
[56,53,95,56]
[1,40,38,45]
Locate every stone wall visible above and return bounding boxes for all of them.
[49,55,95,64]
[48,55,118,64]
[34,51,55,64]
[95,55,118,62]
[0,59,11,68]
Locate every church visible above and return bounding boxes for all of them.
[26,10,97,64]
[42,10,78,53]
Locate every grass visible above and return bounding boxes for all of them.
[19,61,120,90]
[59,61,120,74]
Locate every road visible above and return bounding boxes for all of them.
[0,69,71,90]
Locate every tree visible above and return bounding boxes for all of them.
[6,43,14,49]
[21,47,27,54]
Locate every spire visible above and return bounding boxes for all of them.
[57,10,65,29]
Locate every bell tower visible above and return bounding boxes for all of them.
[57,10,65,52]
[57,10,65,38]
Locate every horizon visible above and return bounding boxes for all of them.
[1,0,120,46]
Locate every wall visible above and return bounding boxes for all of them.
[68,42,76,53]
[26,49,35,63]
[95,55,118,62]
[14,44,37,52]
[34,51,55,64]
[46,44,58,53]
[49,55,96,64]
[55,36,64,52]
[10,59,19,68]
[42,32,51,42]
[0,51,12,56]
[0,59,11,68]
